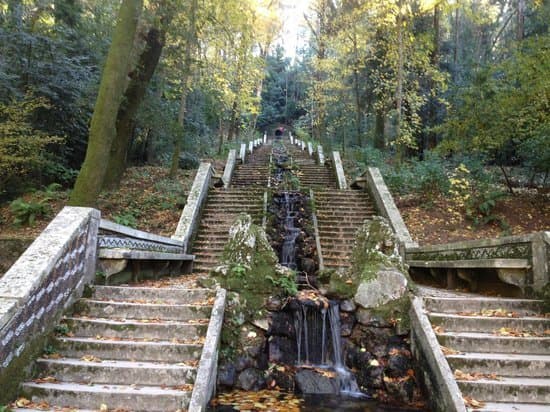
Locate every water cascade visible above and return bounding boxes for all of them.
[268,139,365,399]
[294,301,363,396]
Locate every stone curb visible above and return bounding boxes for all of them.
[188,288,227,412]
[410,296,466,412]
[222,149,237,189]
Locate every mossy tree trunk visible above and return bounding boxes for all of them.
[69,0,142,206]
[102,26,166,190]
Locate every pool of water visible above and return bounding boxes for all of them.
[208,391,425,412]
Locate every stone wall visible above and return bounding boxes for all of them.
[0,207,100,403]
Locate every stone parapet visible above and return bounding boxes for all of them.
[364,167,416,251]
[0,207,100,403]
[173,162,212,252]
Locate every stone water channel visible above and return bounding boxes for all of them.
[209,141,420,411]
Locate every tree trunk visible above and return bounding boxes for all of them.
[69,0,142,206]
[453,3,460,76]
[517,0,525,41]
[102,27,165,189]
[374,108,385,150]
[395,0,405,162]
[169,0,198,178]
[426,2,441,150]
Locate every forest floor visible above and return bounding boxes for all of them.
[0,166,199,239]
[396,191,550,245]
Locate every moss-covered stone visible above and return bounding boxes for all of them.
[212,214,297,361]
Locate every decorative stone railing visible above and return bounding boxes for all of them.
[0,207,100,401]
[98,219,193,283]
[406,232,549,294]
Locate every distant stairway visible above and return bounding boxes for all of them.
[287,144,336,189]
[231,144,272,187]
[191,188,264,275]
[17,285,214,411]
[423,291,550,411]
[315,189,376,270]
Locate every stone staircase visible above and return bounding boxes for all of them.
[314,189,376,270]
[287,145,337,189]
[191,188,264,275]
[424,292,550,411]
[231,144,272,187]
[17,285,214,411]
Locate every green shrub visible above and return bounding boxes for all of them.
[10,198,50,226]
[113,212,138,228]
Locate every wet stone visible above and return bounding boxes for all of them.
[217,363,237,387]
[268,335,296,364]
[295,369,340,395]
[268,311,295,338]
[340,299,356,312]
[236,367,266,391]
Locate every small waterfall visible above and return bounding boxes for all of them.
[280,191,301,270]
[294,301,364,397]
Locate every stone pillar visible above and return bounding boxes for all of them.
[239,144,246,164]
[307,142,313,156]
[331,151,347,190]
[222,149,237,189]
[263,133,267,144]
[317,145,325,165]
[248,141,254,154]
[290,133,294,144]
[531,231,549,291]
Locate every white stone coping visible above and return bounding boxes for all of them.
[406,233,535,254]
[317,145,325,165]
[307,142,313,156]
[365,167,416,249]
[173,162,212,251]
[407,258,531,269]
[0,207,99,302]
[100,219,184,248]
[410,296,467,412]
[222,149,237,189]
[239,144,246,164]
[331,151,348,190]
[188,287,227,411]
[248,141,253,154]
[99,249,194,261]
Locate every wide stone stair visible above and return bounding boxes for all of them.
[287,144,337,189]
[191,188,264,275]
[314,189,376,270]
[17,285,214,411]
[230,144,272,187]
[425,293,550,411]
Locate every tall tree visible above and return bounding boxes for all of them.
[69,0,142,206]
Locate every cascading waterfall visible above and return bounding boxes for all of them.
[269,139,365,399]
[294,302,363,396]
[280,191,301,270]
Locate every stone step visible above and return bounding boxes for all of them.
[424,297,546,316]
[437,331,550,355]
[457,376,550,404]
[429,312,550,333]
[75,299,211,321]
[466,401,550,411]
[91,286,212,304]
[63,316,208,340]
[446,352,550,378]
[20,381,192,412]
[35,357,196,386]
[55,336,203,362]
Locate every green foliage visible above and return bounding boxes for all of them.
[0,405,13,412]
[266,272,298,296]
[439,34,550,183]
[112,211,139,228]
[10,198,50,226]
[0,95,64,196]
